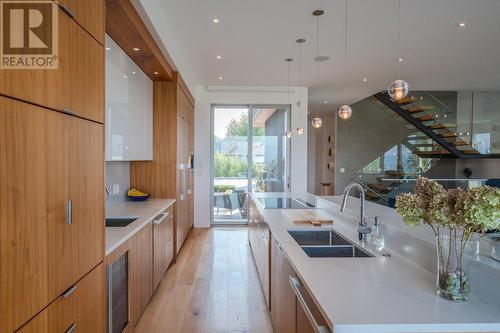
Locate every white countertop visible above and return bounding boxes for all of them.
[105,199,175,256]
[251,192,500,333]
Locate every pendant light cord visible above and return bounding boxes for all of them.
[344,0,348,105]
[316,14,320,117]
[397,0,401,79]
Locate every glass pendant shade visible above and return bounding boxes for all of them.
[285,130,292,139]
[388,79,409,101]
[338,104,353,120]
[296,127,304,135]
[311,117,323,128]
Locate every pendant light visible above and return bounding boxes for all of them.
[285,58,293,139]
[338,0,352,120]
[388,0,409,101]
[296,38,306,135]
[311,9,324,129]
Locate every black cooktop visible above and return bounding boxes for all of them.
[257,197,315,209]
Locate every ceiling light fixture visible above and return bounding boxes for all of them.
[296,38,306,136]
[362,78,368,82]
[212,18,219,23]
[132,71,136,74]
[311,9,324,129]
[338,0,352,120]
[123,75,127,78]
[153,72,159,75]
[216,55,222,59]
[133,47,140,51]
[285,58,293,139]
[218,76,223,80]
[388,0,410,101]
[457,22,467,28]
[105,47,110,50]
[323,101,328,104]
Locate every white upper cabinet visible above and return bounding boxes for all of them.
[105,35,153,161]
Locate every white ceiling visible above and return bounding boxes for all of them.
[137,0,500,113]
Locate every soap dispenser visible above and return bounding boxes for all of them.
[370,216,385,251]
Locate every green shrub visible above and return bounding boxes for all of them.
[214,184,236,193]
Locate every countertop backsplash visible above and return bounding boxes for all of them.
[106,161,131,202]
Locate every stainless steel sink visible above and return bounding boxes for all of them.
[301,245,373,258]
[288,229,351,246]
[105,217,138,227]
[288,229,374,258]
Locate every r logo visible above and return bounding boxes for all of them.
[1,1,58,69]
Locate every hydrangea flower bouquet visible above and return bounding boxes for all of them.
[395,177,500,302]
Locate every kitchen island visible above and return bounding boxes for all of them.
[249,192,500,333]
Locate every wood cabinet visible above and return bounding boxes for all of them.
[0,97,104,332]
[130,223,153,326]
[271,235,296,333]
[16,263,105,333]
[130,76,195,257]
[56,0,105,44]
[153,207,174,289]
[248,200,271,308]
[0,7,104,123]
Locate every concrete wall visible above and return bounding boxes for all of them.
[335,98,415,194]
[194,85,308,228]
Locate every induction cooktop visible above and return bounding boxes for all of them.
[256,197,315,209]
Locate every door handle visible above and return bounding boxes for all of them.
[289,276,331,333]
[63,285,77,298]
[64,323,77,333]
[65,200,73,225]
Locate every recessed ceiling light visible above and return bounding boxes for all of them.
[457,22,467,28]
[133,47,140,51]
[398,58,404,62]
[323,101,328,104]
[132,71,136,74]
[154,72,159,75]
[218,76,223,80]
[216,55,222,59]
[362,78,368,82]
[123,75,127,78]
[105,47,110,50]
[212,18,219,23]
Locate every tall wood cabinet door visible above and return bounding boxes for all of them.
[0,7,104,123]
[56,0,105,44]
[0,98,65,332]
[16,263,106,333]
[130,222,153,326]
[271,236,296,333]
[61,115,104,292]
[153,211,172,289]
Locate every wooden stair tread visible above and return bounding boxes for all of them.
[418,150,452,155]
[417,115,434,121]
[407,105,434,113]
[397,97,419,105]
[429,123,456,129]
[440,132,457,138]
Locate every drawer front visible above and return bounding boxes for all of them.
[56,0,105,44]
[0,7,104,123]
[16,263,105,333]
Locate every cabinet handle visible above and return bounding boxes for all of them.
[61,4,76,18]
[289,276,331,333]
[64,322,77,333]
[154,212,169,225]
[62,285,77,298]
[62,108,76,116]
[65,200,73,225]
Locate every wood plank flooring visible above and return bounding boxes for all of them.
[135,227,274,333]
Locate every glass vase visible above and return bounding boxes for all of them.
[436,231,471,302]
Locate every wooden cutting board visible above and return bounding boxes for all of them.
[282,210,334,226]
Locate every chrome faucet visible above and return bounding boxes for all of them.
[340,182,372,240]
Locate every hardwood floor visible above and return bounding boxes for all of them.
[135,227,274,333]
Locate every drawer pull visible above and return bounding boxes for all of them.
[154,212,169,225]
[62,108,76,116]
[289,276,331,333]
[61,4,76,18]
[63,285,77,298]
[65,200,73,225]
[65,322,77,333]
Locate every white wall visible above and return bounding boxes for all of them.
[194,85,308,228]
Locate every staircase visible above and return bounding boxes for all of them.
[374,91,499,158]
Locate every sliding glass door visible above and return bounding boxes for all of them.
[211,105,290,225]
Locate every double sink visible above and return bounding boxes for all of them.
[288,229,373,258]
